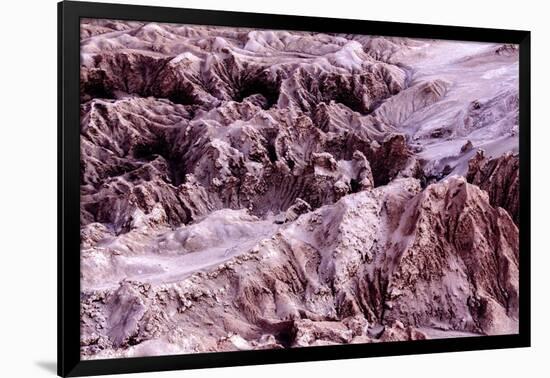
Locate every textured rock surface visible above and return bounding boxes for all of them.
[79,19,520,359]
[467,150,520,224]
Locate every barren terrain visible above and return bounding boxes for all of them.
[79,19,520,359]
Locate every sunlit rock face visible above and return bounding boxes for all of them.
[79,19,520,359]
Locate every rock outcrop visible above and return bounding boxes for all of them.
[80,177,518,358]
[467,150,520,225]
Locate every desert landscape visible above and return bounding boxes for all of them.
[79,19,520,359]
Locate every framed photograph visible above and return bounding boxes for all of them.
[58,0,531,376]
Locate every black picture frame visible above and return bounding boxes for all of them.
[58,1,531,376]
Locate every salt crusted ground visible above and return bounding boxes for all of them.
[79,19,520,359]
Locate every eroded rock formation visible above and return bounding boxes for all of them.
[79,19,520,359]
[467,150,520,224]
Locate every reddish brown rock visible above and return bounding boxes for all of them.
[467,150,519,224]
[78,20,520,359]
